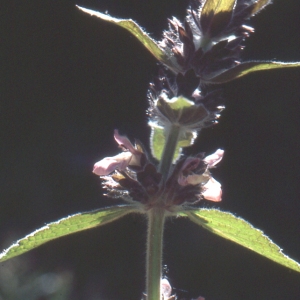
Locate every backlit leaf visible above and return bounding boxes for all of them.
[150,126,165,161]
[150,126,195,162]
[76,6,182,73]
[200,0,236,37]
[0,205,135,262]
[250,0,272,16]
[204,61,300,84]
[184,209,300,272]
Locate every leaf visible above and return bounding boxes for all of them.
[200,0,236,37]
[150,96,199,162]
[150,126,195,162]
[76,6,181,73]
[166,96,194,110]
[0,205,135,262]
[150,126,165,161]
[184,209,300,272]
[205,61,300,84]
[250,0,272,16]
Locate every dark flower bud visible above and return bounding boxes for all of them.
[148,70,224,133]
[159,0,271,82]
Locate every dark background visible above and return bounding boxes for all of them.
[1,0,300,299]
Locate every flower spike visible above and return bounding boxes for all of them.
[78,0,300,85]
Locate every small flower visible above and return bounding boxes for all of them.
[203,148,224,167]
[178,149,224,202]
[93,152,132,176]
[94,132,224,209]
[161,278,172,300]
[202,177,222,202]
[93,130,143,176]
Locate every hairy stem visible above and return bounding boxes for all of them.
[158,125,180,180]
[146,207,166,300]
[146,124,180,299]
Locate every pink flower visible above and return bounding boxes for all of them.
[202,177,222,202]
[93,130,142,176]
[203,149,224,167]
[161,278,172,299]
[178,149,224,202]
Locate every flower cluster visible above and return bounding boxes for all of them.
[160,0,271,82]
[92,0,279,211]
[93,130,223,210]
[148,69,224,132]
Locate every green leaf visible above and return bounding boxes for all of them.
[150,126,195,162]
[200,0,236,37]
[205,61,300,84]
[0,205,135,262]
[167,96,194,110]
[150,126,165,161]
[250,0,272,16]
[76,6,181,73]
[184,209,300,272]
[201,0,236,21]
[150,97,199,162]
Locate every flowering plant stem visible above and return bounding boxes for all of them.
[146,125,180,299]
[146,207,166,300]
[158,125,180,180]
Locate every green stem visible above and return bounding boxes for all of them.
[158,125,180,180]
[146,207,166,300]
[146,124,180,299]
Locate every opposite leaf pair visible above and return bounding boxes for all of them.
[1,2,300,300]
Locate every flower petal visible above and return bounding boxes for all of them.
[161,278,172,299]
[202,177,222,202]
[114,130,138,154]
[204,149,224,167]
[178,173,209,186]
[93,152,132,176]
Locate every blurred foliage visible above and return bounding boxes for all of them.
[0,255,72,300]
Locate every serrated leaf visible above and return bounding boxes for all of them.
[205,61,300,84]
[76,6,181,73]
[150,126,195,162]
[0,205,135,262]
[184,209,300,272]
[200,0,236,37]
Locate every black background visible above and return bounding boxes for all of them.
[1,0,300,299]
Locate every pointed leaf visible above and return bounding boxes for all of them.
[76,6,181,73]
[205,61,300,84]
[0,205,135,262]
[184,209,300,272]
[201,0,236,37]
[250,0,272,16]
